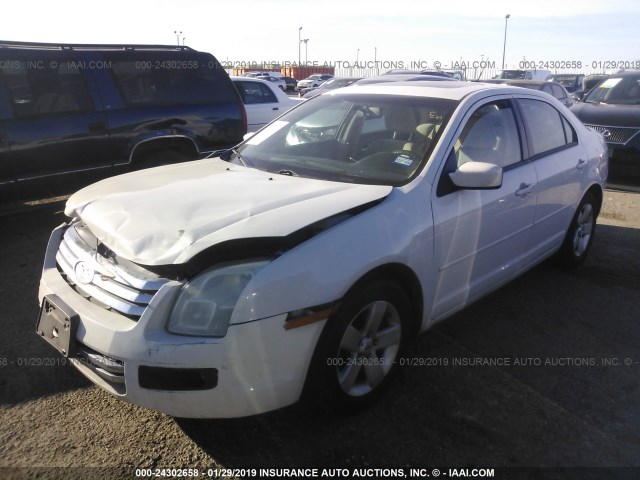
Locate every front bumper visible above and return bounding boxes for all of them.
[38,225,326,418]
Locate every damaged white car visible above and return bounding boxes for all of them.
[38,82,607,418]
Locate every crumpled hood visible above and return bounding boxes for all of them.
[65,158,392,265]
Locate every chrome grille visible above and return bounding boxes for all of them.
[76,343,126,394]
[585,125,640,145]
[56,222,170,319]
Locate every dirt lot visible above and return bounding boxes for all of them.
[0,189,639,480]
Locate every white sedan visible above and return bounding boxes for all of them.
[230,76,302,131]
[37,82,607,418]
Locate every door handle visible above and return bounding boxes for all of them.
[576,159,587,170]
[272,107,279,111]
[515,183,535,198]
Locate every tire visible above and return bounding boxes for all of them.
[557,192,598,267]
[304,280,412,412]
[136,150,189,170]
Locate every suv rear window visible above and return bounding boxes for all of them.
[106,53,236,107]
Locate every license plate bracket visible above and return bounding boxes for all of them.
[36,295,79,357]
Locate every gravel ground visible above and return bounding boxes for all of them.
[0,189,639,480]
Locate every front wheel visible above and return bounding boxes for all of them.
[557,192,599,267]
[304,280,412,411]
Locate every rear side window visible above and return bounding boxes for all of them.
[234,81,277,104]
[518,99,576,157]
[107,54,236,107]
[0,59,93,118]
[551,84,567,100]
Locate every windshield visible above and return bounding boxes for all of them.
[548,75,578,87]
[584,76,640,105]
[232,93,457,186]
[321,78,342,89]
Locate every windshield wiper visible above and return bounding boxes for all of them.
[231,148,248,167]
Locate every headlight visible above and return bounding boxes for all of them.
[167,260,270,337]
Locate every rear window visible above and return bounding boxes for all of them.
[105,53,237,107]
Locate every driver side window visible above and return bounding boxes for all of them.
[437,100,522,196]
[454,100,522,169]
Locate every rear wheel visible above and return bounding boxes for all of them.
[304,280,412,411]
[557,192,599,267]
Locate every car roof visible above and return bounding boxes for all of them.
[229,75,269,82]
[500,80,548,87]
[482,79,568,89]
[355,74,455,85]
[609,69,640,78]
[332,81,527,101]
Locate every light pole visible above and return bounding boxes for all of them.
[374,46,377,73]
[357,48,360,65]
[298,27,302,65]
[174,30,182,46]
[501,14,510,69]
[302,39,309,62]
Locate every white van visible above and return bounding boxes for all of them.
[493,69,551,81]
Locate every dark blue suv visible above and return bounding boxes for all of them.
[0,41,246,201]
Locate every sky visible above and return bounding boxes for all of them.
[3,0,639,74]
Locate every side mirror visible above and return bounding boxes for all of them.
[449,161,503,189]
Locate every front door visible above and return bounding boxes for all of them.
[431,98,537,319]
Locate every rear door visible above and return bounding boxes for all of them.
[0,51,110,198]
[101,50,245,161]
[431,98,537,318]
[516,97,587,264]
[233,80,281,131]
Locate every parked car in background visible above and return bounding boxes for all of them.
[0,41,246,202]
[441,69,466,81]
[571,70,640,188]
[483,79,573,108]
[296,74,334,90]
[37,81,606,418]
[261,76,287,91]
[282,76,298,91]
[244,71,284,79]
[546,73,585,93]
[382,69,460,80]
[572,74,610,101]
[231,76,302,131]
[299,77,362,98]
[493,69,551,81]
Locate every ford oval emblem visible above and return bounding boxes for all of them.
[74,261,95,285]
